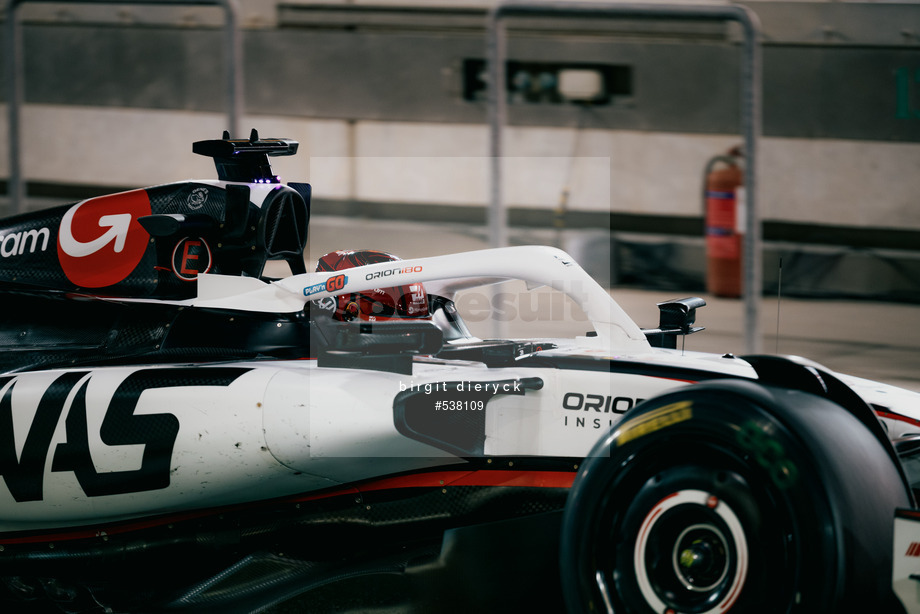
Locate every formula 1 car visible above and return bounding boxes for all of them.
[1,131,919,614]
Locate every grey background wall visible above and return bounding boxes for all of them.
[2,0,919,298]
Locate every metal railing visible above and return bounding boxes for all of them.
[487,0,764,353]
[4,0,243,214]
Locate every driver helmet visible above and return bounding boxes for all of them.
[315,249,429,322]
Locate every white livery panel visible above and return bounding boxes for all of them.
[0,365,333,532]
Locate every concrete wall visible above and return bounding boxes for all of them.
[3,105,918,236]
[1,1,919,245]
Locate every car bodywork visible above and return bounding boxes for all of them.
[1,132,920,613]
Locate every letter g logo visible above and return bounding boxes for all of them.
[57,190,152,288]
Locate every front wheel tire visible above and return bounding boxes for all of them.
[560,380,910,614]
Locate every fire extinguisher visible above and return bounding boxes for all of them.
[703,146,744,298]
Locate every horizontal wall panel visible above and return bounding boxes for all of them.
[6,18,919,142]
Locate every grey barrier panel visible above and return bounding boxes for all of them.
[487,1,763,353]
[4,0,243,214]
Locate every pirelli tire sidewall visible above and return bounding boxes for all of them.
[560,379,911,614]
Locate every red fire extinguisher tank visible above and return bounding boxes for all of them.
[703,148,744,298]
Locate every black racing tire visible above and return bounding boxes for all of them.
[560,379,911,614]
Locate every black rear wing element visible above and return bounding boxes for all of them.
[193,129,299,183]
[643,297,707,349]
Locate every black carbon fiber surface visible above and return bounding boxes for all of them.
[0,478,571,612]
[0,181,309,300]
[0,291,312,373]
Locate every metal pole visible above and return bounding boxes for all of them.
[5,1,25,215]
[487,7,507,250]
[221,0,243,137]
[487,0,763,353]
[739,13,763,355]
[4,0,242,215]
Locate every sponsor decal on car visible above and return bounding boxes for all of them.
[562,392,646,429]
[186,186,209,210]
[57,190,152,288]
[0,368,248,502]
[303,273,348,297]
[171,237,212,281]
[616,400,693,445]
[365,265,423,281]
[0,227,50,258]
[563,392,644,414]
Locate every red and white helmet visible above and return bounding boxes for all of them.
[315,249,429,322]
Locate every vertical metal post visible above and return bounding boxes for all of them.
[221,0,242,138]
[739,14,763,355]
[487,1,763,353]
[5,1,25,214]
[4,0,243,215]
[487,8,508,250]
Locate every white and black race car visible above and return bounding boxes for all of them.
[1,132,919,614]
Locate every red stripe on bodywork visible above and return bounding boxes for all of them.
[897,508,920,520]
[364,469,574,490]
[448,469,575,488]
[0,469,575,545]
[292,469,576,501]
[876,410,920,429]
